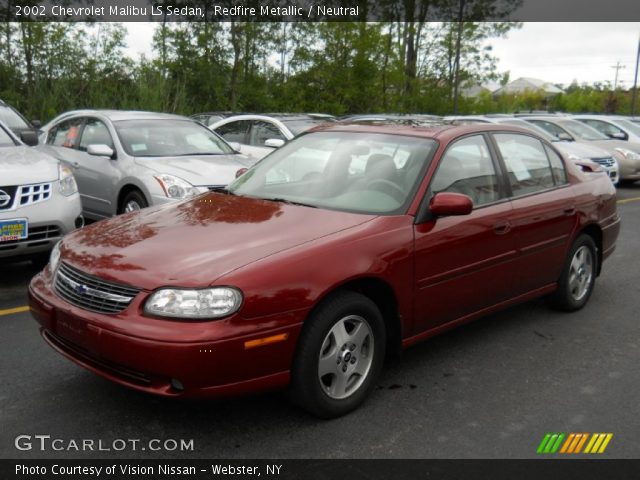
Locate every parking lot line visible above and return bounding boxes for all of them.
[0,305,30,316]
[617,196,640,205]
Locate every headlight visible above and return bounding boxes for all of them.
[614,148,640,161]
[154,174,200,199]
[50,240,62,272]
[58,163,78,196]
[144,287,243,319]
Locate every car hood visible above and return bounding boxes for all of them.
[553,141,612,160]
[0,146,58,185]
[134,154,253,187]
[60,193,376,290]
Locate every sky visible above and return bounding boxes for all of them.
[123,22,640,88]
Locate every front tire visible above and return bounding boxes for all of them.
[119,190,148,214]
[290,291,386,418]
[549,234,597,311]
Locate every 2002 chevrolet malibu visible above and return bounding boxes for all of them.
[29,124,620,417]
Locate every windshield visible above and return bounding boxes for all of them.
[114,119,234,157]
[282,119,334,136]
[0,105,30,130]
[228,131,437,215]
[557,120,609,141]
[0,125,16,147]
[616,119,640,137]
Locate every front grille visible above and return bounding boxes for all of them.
[590,157,616,168]
[0,225,61,251]
[54,262,140,314]
[18,182,52,206]
[0,182,52,210]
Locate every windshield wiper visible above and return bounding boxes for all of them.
[264,197,317,208]
[208,186,236,195]
[175,152,225,156]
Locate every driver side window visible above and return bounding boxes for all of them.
[431,135,501,207]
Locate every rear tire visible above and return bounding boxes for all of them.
[549,234,597,311]
[290,291,386,418]
[119,190,148,214]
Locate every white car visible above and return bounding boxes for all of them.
[0,121,83,263]
[210,114,335,162]
[573,115,640,144]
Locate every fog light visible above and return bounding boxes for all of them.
[75,216,84,228]
[170,378,184,391]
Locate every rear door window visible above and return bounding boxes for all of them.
[494,133,556,196]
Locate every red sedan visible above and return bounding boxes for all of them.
[29,124,620,418]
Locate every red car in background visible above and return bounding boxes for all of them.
[29,124,620,418]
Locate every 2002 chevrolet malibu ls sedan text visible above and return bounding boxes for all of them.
[29,124,620,418]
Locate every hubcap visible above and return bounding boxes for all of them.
[568,246,593,302]
[124,200,141,213]
[318,315,374,400]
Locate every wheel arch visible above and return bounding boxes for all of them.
[117,183,148,213]
[578,223,603,276]
[307,276,403,359]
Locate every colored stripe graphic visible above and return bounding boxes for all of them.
[538,433,613,454]
[585,434,613,454]
[537,433,565,454]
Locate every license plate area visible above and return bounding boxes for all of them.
[0,218,28,242]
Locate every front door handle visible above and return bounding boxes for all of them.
[563,207,576,216]
[493,220,511,235]
[72,162,80,169]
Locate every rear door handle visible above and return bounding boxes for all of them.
[563,207,576,216]
[72,162,80,169]
[493,220,511,235]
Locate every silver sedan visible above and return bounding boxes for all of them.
[38,110,253,220]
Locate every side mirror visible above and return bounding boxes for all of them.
[87,144,114,158]
[609,132,627,140]
[235,167,248,178]
[228,142,242,152]
[574,160,603,173]
[557,132,573,141]
[20,131,39,146]
[31,119,42,129]
[264,138,285,148]
[429,192,473,217]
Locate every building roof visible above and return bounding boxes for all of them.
[493,77,564,96]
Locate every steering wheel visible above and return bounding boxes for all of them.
[366,179,405,203]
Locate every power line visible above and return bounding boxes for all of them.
[611,61,626,90]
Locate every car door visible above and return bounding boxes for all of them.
[412,134,517,334]
[75,117,119,217]
[491,133,577,296]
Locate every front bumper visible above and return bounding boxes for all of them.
[0,190,82,259]
[28,267,305,398]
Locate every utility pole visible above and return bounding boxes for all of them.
[609,61,626,114]
[611,61,626,90]
[631,35,640,117]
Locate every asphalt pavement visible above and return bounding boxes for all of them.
[1,184,639,459]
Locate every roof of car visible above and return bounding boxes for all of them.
[50,109,190,122]
[309,122,533,140]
